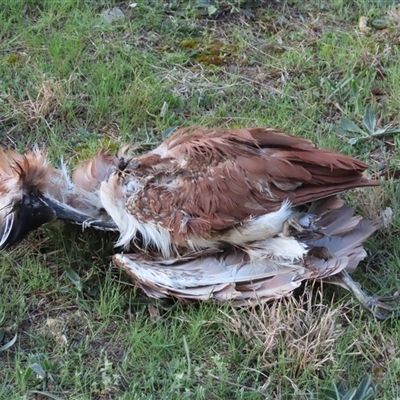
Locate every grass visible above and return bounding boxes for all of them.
[1,0,400,398]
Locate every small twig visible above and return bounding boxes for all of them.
[24,305,80,321]
[208,373,269,398]
[110,278,137,288]
[183,335,191,379]
[221,69,287,96]
[333,101,345,113]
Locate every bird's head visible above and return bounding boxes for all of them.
[0,146,119,250]
[0,148,57,249]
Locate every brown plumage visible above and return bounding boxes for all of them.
[0,126,397,319]
[100,127,377,255]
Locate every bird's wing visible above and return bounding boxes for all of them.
[125,127,377,242]
[113,249,307,302]
[112,197,380,304]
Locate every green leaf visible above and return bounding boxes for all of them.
[78,127,91,135]
[334,127,353,137]
[322,381,347,399]
[28,391,64,400]
[348,137,361,145]
[363,106,376,134]
[65,267,83,292]
[198,0,216,6]
[0,333,17,352]
[323,375,375,400]
[371,128,400,139]
[326,75,354,100]
[30,363,46,379]
[339,118,366,135]
[381,128,400,135]
[322,386,341,399]
[349,80,360,98]
[22,367,33,384]
[342,388,356,400]
[162,126,178,139]
[353,375,374,399]
[372,19,388,29]
[207,5,218,15]
[239,8,254,18]
[324,78,337,90]
[372,126,390,135]
[347,136,370,145]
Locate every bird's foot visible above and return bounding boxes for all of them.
[337,270,400,321]
[81,219,93,230]
[365,292,400,321]
[283,213,319,236]
[81,218,118,232]
[283,215,303,236]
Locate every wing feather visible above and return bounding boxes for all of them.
[125,127,378,243]
[112,197,380,304]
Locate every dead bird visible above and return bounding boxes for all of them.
[0,127,396,319]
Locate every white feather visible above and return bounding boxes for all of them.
[244,235,308,263]
[114,253,304,289]
[0,211,14,248]
[222,199,293,244]
[100,180,173,257]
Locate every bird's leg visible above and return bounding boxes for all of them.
[283,215,303,236]
[81,218,118,231]
[336,269,400,321]
[283,213,319,236]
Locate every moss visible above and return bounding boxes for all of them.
[4,53,24,67]
[72,136,120,167]
[196,53,230,66]
[180,39,201,49]
[180,38,239,66]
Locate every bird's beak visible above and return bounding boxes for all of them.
[42,197,118,231]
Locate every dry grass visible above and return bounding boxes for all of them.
[218,286,400,396]
[7,78,66,126]
[219,287,349,377]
